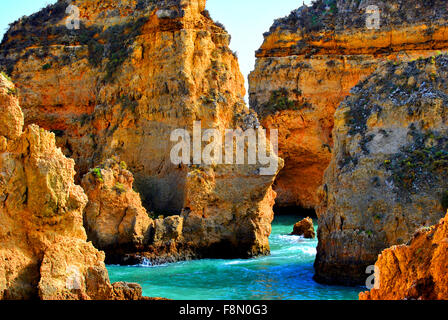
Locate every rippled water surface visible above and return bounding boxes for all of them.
[108,215,362,300]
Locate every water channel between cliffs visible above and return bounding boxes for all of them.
[107,215,363,300]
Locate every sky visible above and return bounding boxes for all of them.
[0,0,313,93]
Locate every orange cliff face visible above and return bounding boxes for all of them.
[249,0,448,209]
[0,0,282,260]
[360,211,448,300]
[0,74,146,300]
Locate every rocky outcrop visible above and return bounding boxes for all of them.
[291,217,315,239]
[316,55,448,285]
[81,157,152,258]
[0,0,281,260]
[0,74,144,300]
[82,155,280,264]
[81,157,189,264]
[249,0,448,209]
[360,211,448,300]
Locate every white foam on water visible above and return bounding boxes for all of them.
[137,258,170,268]
[224,260,247,266]
[298,247,317,256]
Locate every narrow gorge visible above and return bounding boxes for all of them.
[0,0,447,301]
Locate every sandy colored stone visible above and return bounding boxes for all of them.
[182,160,280,258]
[0,0,281,260]
[153,216,183,246]
[291,217,315,239]
[249,0,448,209]
[0,75,145,300]
[316,55,448,285]
[82,158,152,253]
[360,211,448,300]
[0,74,23,140]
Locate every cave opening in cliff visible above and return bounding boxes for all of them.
[273,205,317,218]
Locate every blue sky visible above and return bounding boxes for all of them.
[0,0,312,91]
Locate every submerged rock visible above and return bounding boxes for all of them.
[316,55,448,285]
[291,217,315,239]
[0,74,144,300]
[249,0,448,209]
[360,211,448,300]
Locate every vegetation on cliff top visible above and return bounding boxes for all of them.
[341,54,448,206]
[0,0,152,82]
[383,129,448,198]
[256,88,312,118]
[264,0,448,36]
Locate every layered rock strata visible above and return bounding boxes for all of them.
[0,74,145,300]
[82,154,281,264]
[0,0,282,261]
[316,55,448,285]
[249,0,448,209]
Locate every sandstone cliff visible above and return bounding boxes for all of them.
[360,211,448,300]
[82,154,280,264]
[0,0,281,260]
[316,54,448,285]
[81,157,153,262]
[0,74,144,300]
[249,0,448,209]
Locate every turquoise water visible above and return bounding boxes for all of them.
[107,215,362,300]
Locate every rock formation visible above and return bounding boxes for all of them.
[360,211,448,300]
[82,155,281,264]
[81,157,191,264]
[291,217,315,239]
[81,157,153,262]
[316,54,448,285]
[0,74,145,300]
[0,0,282,261]
[249,0,448,209]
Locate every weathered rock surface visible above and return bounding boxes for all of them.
[249,0,448,209]
[316,55,448,285]
[291,217,315,239]
[82,155,281,264]
[360,211,448,300]
[0,74,144,300]
[81,157,187,264]
[82,158,152,257]
[0,0,281,260]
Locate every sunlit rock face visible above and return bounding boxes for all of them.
[0,0,282,260]
[360,210,448,300]
[0,74,145,300]
[316,55,448,285]
[249,0,448,209]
